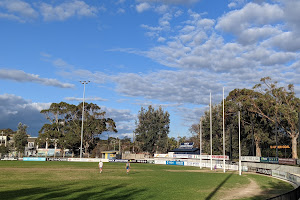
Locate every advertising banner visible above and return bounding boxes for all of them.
[46,158,68,162]
[109,159,128,163]
[268,157,279,164]
[154,154,169,158]
[68,158,109,162]
[260,157,269,163]
[286,173,299,184]
[185,162,200,167]
[23,157,46,161]
[256,168,272,176]
[166,161,184,166]
[278,158,296,165]
[241,156,260,162]
[173,154,189,159]
[198,155,229,160]
[154,160,166,165]
[272,170,287,180]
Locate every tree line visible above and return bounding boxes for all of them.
[2,77,299,159]
[189,77,300,159]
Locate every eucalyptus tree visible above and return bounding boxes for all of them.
[38,102,117,156]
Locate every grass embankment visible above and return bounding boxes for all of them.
[0,161,293,200]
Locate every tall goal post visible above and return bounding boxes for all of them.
[210,92,213,170]
[223,87,226,173]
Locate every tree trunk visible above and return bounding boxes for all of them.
[255,139,261,157]
[292,135,298,159]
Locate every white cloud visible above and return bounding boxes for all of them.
[266,31,300,52]
[136,2,151,13]
[0,12,23,22]
[117,8,125,14]
[228,0,246,9]
[137,0,200,4]
[39,0,98,21]
[216,3,284,35]
[0,0,38,19]
[64,97,108,102]
[0,69,75,88]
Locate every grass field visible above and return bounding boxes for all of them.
[0,161,294,200]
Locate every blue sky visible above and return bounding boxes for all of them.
[0,0,300,139]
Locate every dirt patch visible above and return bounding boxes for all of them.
[220,178,263,200]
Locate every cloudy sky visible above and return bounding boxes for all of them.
[0,0,299,139]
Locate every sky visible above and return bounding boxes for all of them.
[0,0,300,139]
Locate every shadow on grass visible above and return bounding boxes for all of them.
[243,180,295,200]
[205,172,234,200]
[0,183,148,200]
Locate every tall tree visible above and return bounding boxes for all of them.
[135,105,170,154]
[14,122,28,155]
[38,102,117,156]
[252,77,300,158]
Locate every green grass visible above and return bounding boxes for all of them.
[0,161,294,200]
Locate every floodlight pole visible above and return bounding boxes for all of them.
[210,92,213,170]
[80,80,89,159]
[223,87,225,173]
[239,111,242,176]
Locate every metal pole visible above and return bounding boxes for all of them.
[275,120,278,158]
[80,81,89,159]
[223,87,225,173]
[239,111,241,176]
[199,118,202,169]
[210,92,213,170]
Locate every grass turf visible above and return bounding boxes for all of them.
[0,161,294,200]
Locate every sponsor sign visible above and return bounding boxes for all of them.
[154,160,165,165]
[272,170,287,179]
[23,157,46,161]
[260,157,269,163]
[278,158,296,165]
[286,173,298,184]
[135,160,148,163]
[179,142,194,149]
[212,155,229,160]
[147,160,155,164]
[268,157,279,164]
[154,154,169,158]
[68,158,109,162]
[166,161,184,166]
[199,155,229,160]
[173,154,189,159]
[241,156,260,162]
[256,168,272,176]
[185,162,199,167]
[109,159,128,163]
[1,157,17,161]
[46,158,68,162]
[270,145,290,149]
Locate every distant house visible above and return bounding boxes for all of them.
[24,137,38,157]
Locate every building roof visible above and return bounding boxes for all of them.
[169,148,199,152]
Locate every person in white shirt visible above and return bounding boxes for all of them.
[99,160,103,173]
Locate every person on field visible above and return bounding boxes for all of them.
[99,160,103,173]
[126,160,130,174]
